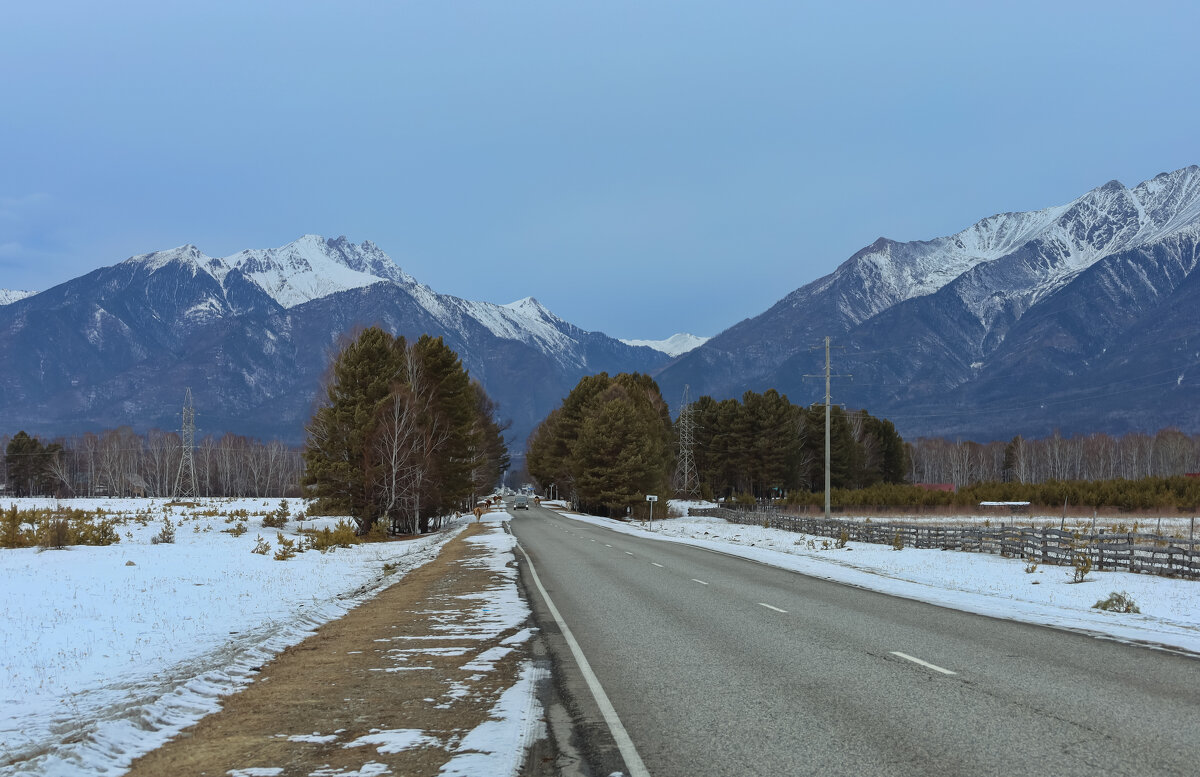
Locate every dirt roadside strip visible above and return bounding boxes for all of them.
[123,518,553,777]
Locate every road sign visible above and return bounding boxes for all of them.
[646,495,658,502]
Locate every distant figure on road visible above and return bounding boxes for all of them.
[473,505,483,522]
[535,496,541,506]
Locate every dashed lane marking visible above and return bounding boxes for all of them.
[758,603,787,613]
[890,652,957,675]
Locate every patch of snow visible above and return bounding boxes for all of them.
[0,288,37,305]
[286,732,342,744]
[310,764,392,777]
[620,332,710,356]
[343,728,438,754]
[437,662,547,777]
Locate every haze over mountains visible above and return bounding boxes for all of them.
[2,165,1199,447]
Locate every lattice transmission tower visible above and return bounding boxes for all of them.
[673,384,700,497]
[174,387,198,499]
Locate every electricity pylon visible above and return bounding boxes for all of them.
[673,384,700,497]
[174,387,198,499]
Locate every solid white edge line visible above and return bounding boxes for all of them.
[516,542,652,777]
[890,651,957,675]
[691,579,709,585]
[758,602,787,613]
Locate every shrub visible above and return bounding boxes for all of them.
[836,529,849,549]
[150,518,176,545]
[263,499,291,529]
[75,516,120,546]
[224,522,247,537]
[1024,559,1038,573]
[39,517,71,550]
[2,506,33,548]
[305,520,360,552]
[367,521,388,542]
[891,531,904,551]
[273,533,296,561]
[1070,553,1092,583]
[1093,591,1140,613]
[251,535,271,555]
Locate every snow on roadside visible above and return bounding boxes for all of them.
[556,506,1200,656]
[0,497,470,776]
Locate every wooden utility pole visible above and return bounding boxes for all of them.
[805,337,849,521]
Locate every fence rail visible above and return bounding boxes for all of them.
[689,507,1200,580]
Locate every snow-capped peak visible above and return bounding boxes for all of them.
[620,333,711,357]
[123,244,231,283]
[0,289,37,305]
[823,164,1200,324]
[225,235,415,308]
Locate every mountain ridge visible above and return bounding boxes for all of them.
[0,236,669,446]
[657,165,1200,439]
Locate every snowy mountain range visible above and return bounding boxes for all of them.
[0,236,667,446]
[5,165,1199,448]
[658,165,1200,439]
[619,333,710,357]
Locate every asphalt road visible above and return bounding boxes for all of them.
[509,503,1200,777]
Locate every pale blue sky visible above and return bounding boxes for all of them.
[2,1,1197,339]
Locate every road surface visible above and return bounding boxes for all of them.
[509,502,1200,777]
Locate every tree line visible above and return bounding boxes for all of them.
[909,428,1200,487]
[776,476,1200,513]
[688,391,908,500]
[301,328,509,535]
[2,427,302,498]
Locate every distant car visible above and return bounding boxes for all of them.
[513,495,530,510]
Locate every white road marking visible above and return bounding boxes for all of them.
[650,562,664,568]
[758,603,787,613]
[515,543,651,777]
[605,544,613,548]
[691,579,709,585]
[890,651,957,675]
[624,551,634,556]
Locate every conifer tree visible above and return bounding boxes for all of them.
[303,329,507,534]
[303,327,405,529]
[527,372,673,516]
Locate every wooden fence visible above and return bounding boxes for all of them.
[690,507,1200,580]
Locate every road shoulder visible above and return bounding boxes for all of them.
[124,519,545,777]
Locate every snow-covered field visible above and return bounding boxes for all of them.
[0,497,537,777]
[553,502,1200,656]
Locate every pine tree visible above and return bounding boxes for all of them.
[527,373,673,517]
[302,327,405,531]
[304,329,508,534]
